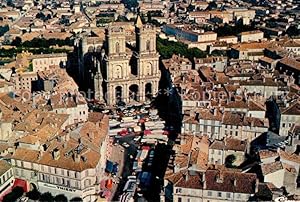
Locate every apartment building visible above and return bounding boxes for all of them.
[231,42,271,60]
[238,31,264,43]
[182,108,223,140]
[10,114,109,202]
[208,138,247,166]
[280,101,300,136]
[12,72,38,92]
[0,160,15,200]
[172,169,258,202]
[31,53,68,72]
[163,24,217,43]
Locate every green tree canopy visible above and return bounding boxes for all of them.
[70,197,83,202]
[225,154,237,168]
[286,25,300,37]
[40,192,54,202]
[0,25,9,37]
[3,186,24,202]
[54,194,68,202]
[26,188,41,200]
[215,23,255,37]
[121,0,138,9]
[157,37,207,60]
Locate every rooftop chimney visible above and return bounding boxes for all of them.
[73,153,81,163]
[233,178,237,186]
[52,148,60,160]
[214,108,218,116]
[216,173,223,183]
[184,173,189,181]
[88,132,94,139]
[65,132,70,141]
[202,172,206,188]
[255,179,259,193]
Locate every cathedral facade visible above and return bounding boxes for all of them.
[78,17,160,105]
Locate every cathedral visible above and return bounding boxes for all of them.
[77,16,161,105]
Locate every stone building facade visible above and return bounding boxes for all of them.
[78,17,160,105]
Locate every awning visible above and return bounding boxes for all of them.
[141,146,150,150]
[144,130,151,135]
[119,129,128,136]
[112,164,119,173]
[163,130,169,135]
[13,178,28,192]
[105,161,114,173]
[106,179,113,189]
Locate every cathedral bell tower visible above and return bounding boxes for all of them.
[134,16,160,101]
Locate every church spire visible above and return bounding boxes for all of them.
[135,15,143,28]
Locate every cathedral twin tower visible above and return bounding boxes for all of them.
[79,16,161,105]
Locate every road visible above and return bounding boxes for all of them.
[111,135,138,201]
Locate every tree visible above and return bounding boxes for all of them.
[0,25,9,37]
[40,192,54,202]
[70,197,83,202]
[156,37,207,60]
[11,36,22,46]
[36,12,46,21]
[207,2,217,10]
[54,194,68,202]
[121,0,138,9]
[215,23,255,37]
[3,186,24,202]
[6,0,13,7]
[26,188,41,200]
[211,49,227,56]
[286,25,300,37]
[225,154,237,168]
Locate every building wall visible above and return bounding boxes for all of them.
[209,148,225,165]
[13,72,38,91]
[247,110,265,119]
[53,104,88,125]
[11,156,104,202]
[163,25,199,42]
[240,32,264,43]
[0,122,13,141]
[264,169,285,188]
[284,46,300,55]
[0,84,13,94]
[260,156,277,164]
[240,85,283,98]
[182,120,222,139]
[32,55,67,72]
[173,186,252,202]
[0,167,14,199]
[197,33,217,43]
[280,114,300,136]
[218,36,238,44]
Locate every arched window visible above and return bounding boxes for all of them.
[115,42,120,53]
[146,40,150,51]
